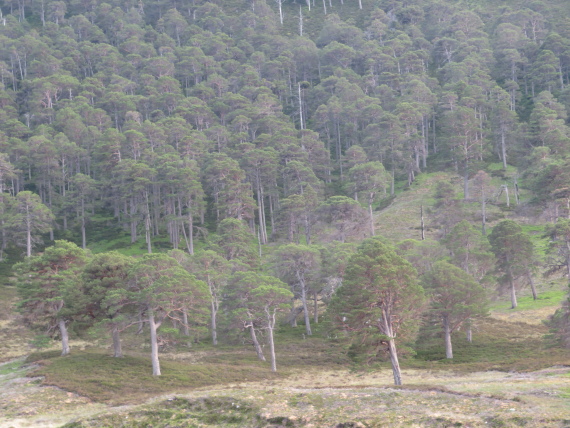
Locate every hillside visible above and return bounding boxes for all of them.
[1,0,570,425]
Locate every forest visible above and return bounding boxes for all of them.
[1,0,570,426]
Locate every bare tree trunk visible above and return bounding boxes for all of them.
[504,185,510,207]
[137,310,145,334]
[249,324,265,361]
[58,318,70,356]
[145,209,152,254]
[182,309,190,336]
[26,216,32,257]
[112,325,123,357]
[387,338,402,385]
[463,163,469,200]
[211,300,218,345]
[289,300,298,327]
[526,270,537,300]
[313,290,318,324]
[277,0,283,25]
[188,212,194,254]
[382,310,402,385]
[420,205,425,240]
[148,310,161,376]
[443,315,453,359]
[266,309,277,372]
[508,266,517,309]
[466,320,472,343]
[297,272,312,335]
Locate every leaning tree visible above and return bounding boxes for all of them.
[329,238,425,385]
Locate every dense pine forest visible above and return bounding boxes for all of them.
[2,0,570,426]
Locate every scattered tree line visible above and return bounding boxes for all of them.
[16,211,553,384]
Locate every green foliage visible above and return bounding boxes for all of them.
[488,220,536,306]
[3,0,570,422]
[329,238,426,359]
[14,240,89,333]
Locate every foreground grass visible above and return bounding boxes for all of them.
[33,367,570,427]
[0,285,34,363]
[0,303,568,426]
[27,349,280,405]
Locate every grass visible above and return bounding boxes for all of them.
[0,284,34,363]
[61,396,262,428]
[375,172,451,242]
[413,317,570,372]
[490,289,567,312]
[18,311,570,409]
[27,349,280,405]
[38,366,570,427]
[0,358,25,375]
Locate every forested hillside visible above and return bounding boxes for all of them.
[2,0,570,425]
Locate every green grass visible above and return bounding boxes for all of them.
[0,358,25,375]
[519,224,550,256]
[413,317,570,372]
[490,289,568,312]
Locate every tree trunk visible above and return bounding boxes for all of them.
[387,338,402,385]
[188,211,194,254]
[313,290,318,324]
[137,311,145,334]
[148,310,161,376]
[382,310,402,385]
[443,315,453,359]
[466,319,472,343]
[420,204,425,240]
[249,323,265,361]
[508,266,517,309]
[211,300,218,345]
[58,318,70,356]
[112,325,123,357]
[26,215,32,257]
[297,273,312,336]
[180,309,190,336]
[267,312,277,372]
[527,270,537,300]
[501,129,508,170]
[145,214,152,254]
[289,301,298,327]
